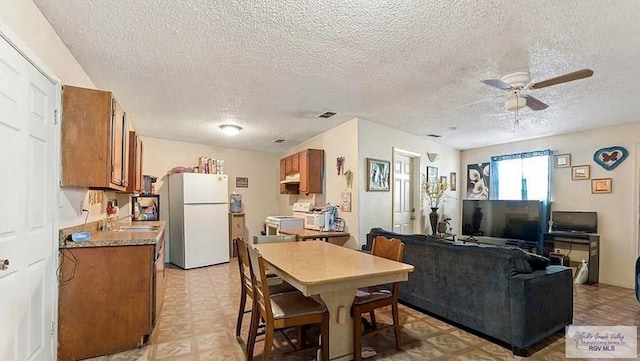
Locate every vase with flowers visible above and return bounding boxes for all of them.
[422,178,450,235]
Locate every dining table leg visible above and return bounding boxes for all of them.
[316,287,358,361]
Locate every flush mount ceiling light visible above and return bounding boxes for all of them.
[219,124,242,136]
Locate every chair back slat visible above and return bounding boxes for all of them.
[247,245,273,323]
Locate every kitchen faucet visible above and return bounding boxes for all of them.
[103,214,133,231]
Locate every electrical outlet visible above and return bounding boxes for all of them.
[57,190,64,208]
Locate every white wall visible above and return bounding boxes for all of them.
[461,121,640,288]
[142,137,281,259]
[0,0,109,228]
[358,119,461,247]
[280,117,360,248]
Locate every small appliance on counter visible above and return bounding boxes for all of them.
[132,194,160,221]
[142,175,158,195]
[230,192,243,213]
[264,216,304,235]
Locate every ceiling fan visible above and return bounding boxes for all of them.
[480,68,594,112]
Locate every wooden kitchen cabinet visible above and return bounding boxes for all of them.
[61,85,130,191]
[58,245,153,360]
[299,149,324,194]
[127,131,143,194]
[279,148,324,195]
[290,152,300,173]
[58,230,166,361]
[228,213,246,257]
[279,158,287,194]
[153,233,166,325]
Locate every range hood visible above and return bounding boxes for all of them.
[280,173,300,184]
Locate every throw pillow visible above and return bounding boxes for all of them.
[519,249,551,270]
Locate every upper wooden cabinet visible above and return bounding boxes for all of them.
[61,86,130,191]
[279,149,324,195]
[127,131,143,194]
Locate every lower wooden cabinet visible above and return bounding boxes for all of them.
[58,235,165,361]
[229,213,245,257]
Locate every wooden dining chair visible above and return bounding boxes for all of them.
[233,237,296,344]
[246,244,330,361]
[352,236,405,361]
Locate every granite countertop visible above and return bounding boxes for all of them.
[59,221,166,249]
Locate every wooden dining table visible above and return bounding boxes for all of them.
[253,241,414,361]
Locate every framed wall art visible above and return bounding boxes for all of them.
[554,154,571,168]
[571,165,590,180]
[591,178,612,194]
[366,158,390,191]
[426,166,438,185]
[449,172,457,191]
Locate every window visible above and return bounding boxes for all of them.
[490,150,552,201]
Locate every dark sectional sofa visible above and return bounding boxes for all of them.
[365,228,573,355]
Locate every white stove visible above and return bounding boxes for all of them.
[264,215,304,235]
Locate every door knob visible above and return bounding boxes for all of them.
[0,259,9,271]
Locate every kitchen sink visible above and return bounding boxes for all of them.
[115,225,159,232]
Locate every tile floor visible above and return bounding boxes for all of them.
[86,261,639,361]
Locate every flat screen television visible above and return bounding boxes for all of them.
[551,211,597,234]
[461,200,542,243]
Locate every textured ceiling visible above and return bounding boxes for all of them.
[34,0,640,152]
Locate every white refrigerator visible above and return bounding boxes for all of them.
[168,173,229,269]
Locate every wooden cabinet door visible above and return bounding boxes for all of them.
[299,150,308,193]
[228,213,246,257]
[291,152,300,173]
[279,158,286,194]
[127,131,143,193]
[110,100,125,187]
[299,149,324,194]
[61,86,113,188]
[153,237,165,327]
[285,156,293,175]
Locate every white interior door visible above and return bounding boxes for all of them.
[393,153,415,234]
[0,32,58,361]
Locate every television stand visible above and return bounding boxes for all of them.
[543,232,599,284]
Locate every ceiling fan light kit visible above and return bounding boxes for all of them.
[505,91,527,112]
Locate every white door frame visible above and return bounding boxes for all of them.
[0,21,61,361]
[392,148,421,234]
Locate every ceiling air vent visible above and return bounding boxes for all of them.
[426,134,442,138]
[317,111,337,119]
[273,138,286,143]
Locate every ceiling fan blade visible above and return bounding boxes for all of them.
[523,95,549,111]
[481,79,513,90]
[529,69,594,90]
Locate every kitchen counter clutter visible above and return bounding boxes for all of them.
[57,220,166,361]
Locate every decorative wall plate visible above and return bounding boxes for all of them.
[593,146,628,171]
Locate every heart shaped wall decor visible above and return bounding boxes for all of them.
[593,146,628,171]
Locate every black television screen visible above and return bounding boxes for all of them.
[551,211,597,233]
[462,200,542,242]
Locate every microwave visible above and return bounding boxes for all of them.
[304,213,325,230]
[291,212,326,231]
